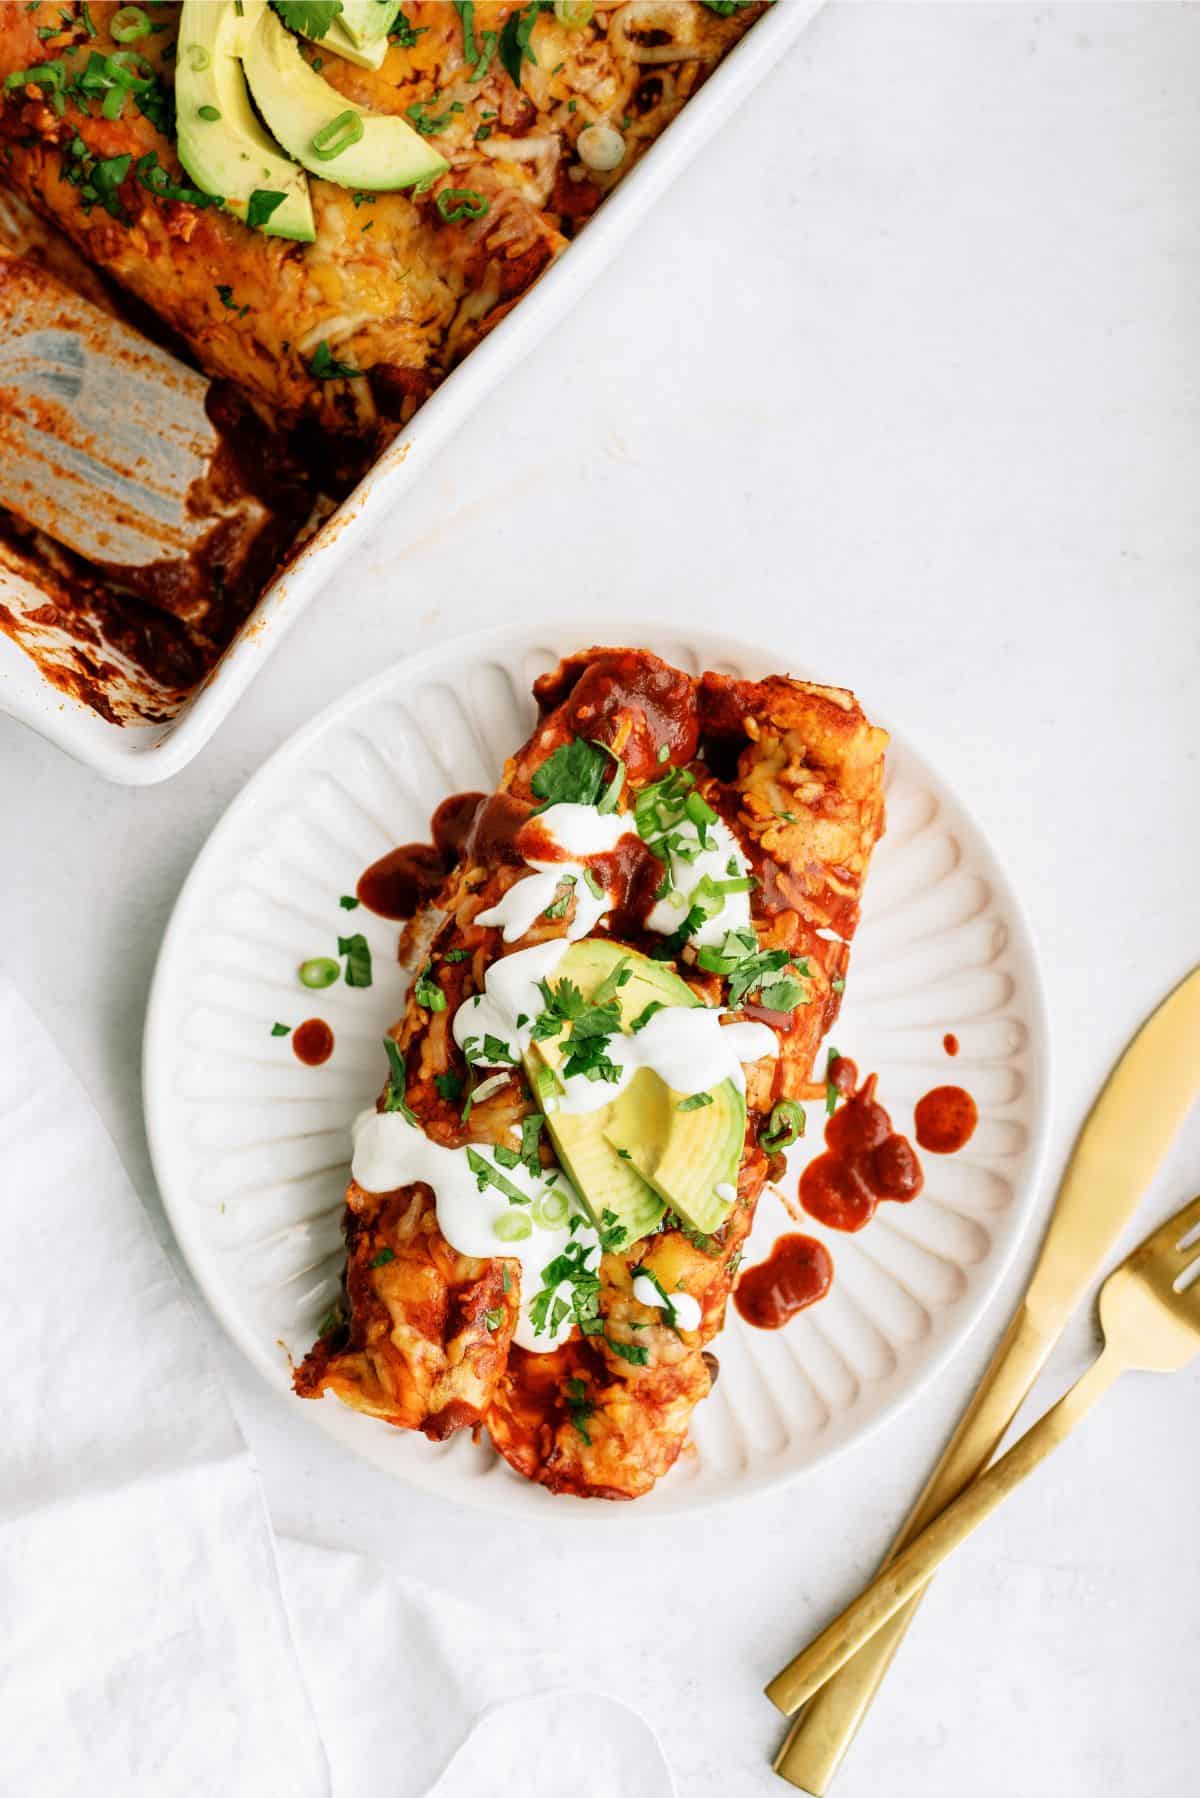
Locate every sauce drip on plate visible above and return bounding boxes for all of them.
[356,790,486,919]
[293,1018,334,1066]
[943,1032,959,1056]
[735,1234,834,1329]
[914,1085,978,1154]
[800,1068,923,1232]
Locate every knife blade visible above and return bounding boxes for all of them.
[768,965,1200,1786]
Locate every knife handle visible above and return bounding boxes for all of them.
[768,1348,1122,1716]
[769,1303,1052,1789]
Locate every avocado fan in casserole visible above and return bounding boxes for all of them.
[0,3,765,444]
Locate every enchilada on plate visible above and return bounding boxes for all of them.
[295,645,888,1499]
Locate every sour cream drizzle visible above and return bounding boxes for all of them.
[351,796,779,1350]
[351,1108,590,1351]
[473,803,627,944]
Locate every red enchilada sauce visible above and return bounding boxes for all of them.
[799,1064,923,1232]
[943,1032,959,1056]
[734,1234,833,1330]
[534,649,699,779]
[914,1086,978,1154]
[356,791,486,919]
[293,1019,334,1066]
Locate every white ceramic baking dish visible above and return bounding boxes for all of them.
[0,1,825,784]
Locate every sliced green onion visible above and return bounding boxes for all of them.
[185,42,210,72]
[108,48,152,81]
[311,109,364,162]
[532,1190,570,1230]
[761,1099,806,1154]
[198,104,221,121]
[299,956,339,990]
[554,0,594,24]
[111,6,151,43]
[435,187,489,223]
[494,1211,533,1243]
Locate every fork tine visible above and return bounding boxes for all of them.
[1140,1192,1200,1258]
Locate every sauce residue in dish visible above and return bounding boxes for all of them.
[914,1085,978,1154]
[356,790,485,919]
[800,1070,923,1232]
[735,1233,834,1329]
[292,1018,334,1066]
[943,1032,959,1056]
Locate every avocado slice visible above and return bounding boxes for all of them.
[176,0,315,242]
[286,3,401,72]
[531,1053,666,1249]
[523,940,665,1248]
[337,2,405,50]
[240,1,448,193]
[526,940,746,1246]
[606,1070,745,1239]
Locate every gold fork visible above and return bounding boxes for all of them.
[767,1191,1200,1718]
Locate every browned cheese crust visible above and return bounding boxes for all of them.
[295,646,888,1499]
[0,2,764,440]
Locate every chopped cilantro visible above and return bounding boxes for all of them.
[825,1046,842,1116]
[270,1022,292,1037]
[542,873,577,922]
[338,932,372,987]
[498,0,547,86]
[389,6,426,46]
[407,96,464,136]
[531,976,622,1084]
[607,1335,650,1366]
[519,1113,544,1177]
[466,1147,530,1207]
[696,927,810,1012]
[382,1037,417,1122]
[564,1375,595,1443]
[309,339,359,380]
[483,1305,504,1332]
[599,1207,628,1251]
[339,894,360,910]
[529,1239,602,1339]
[369,1246,395,1269]
[530,736,607,810]
[271,1,344,37]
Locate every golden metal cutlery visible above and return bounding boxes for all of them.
[769,966,1200,1789]
[767,1191,1200,1714]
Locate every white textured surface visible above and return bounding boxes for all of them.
[0,5,1197,1793]
[143,624,1048,1516]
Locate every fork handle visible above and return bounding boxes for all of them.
[765,1347,1124,1716]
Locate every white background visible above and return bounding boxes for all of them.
[1,5,1197,1794]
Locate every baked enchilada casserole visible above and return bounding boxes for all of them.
[295,646,888,1499]
[0,3,768,709]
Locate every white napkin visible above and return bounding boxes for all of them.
[0,979,673,1798]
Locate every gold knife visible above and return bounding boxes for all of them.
[767,966,1200,1788]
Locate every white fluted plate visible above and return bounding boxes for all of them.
[145,621,1051,1518]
